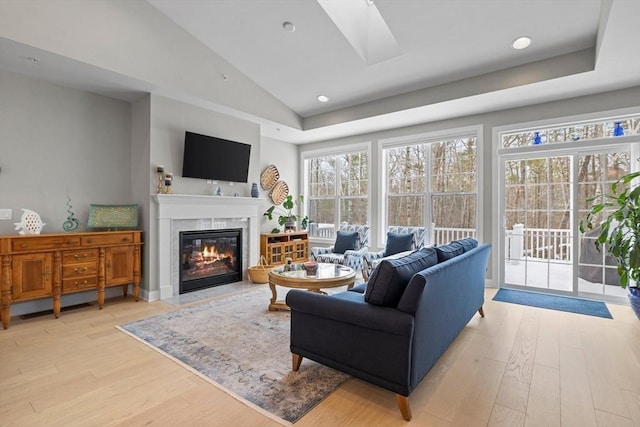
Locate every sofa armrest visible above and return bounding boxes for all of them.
[311,246,335,258]
[286,290,413,337]
[343,246,368,270]
[287,289,415,395]
[367,250,385,262]
[344,246,368,257]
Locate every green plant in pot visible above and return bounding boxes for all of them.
[263,195,309,234]
[580,168,640,319]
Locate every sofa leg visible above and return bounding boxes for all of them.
[292,353,303,372]
[478,306,485,317]
[396,394,412,421]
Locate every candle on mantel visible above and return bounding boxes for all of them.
[165,172,173,179]
[157,165,165,173]
[165,178,172,186]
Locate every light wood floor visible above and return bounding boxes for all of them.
[1,285,638,427]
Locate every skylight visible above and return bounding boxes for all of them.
[317,0,402,65]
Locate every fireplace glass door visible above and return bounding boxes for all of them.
[179,229,242,293]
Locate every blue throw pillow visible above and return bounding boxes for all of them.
[435,241,464,263]
[384,232,414,256]
[455,238,478,253]
[334,231,359,254]
[365,247,438,307]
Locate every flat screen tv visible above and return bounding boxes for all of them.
[181,131,251,183]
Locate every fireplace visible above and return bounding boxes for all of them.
[179,228,242,294]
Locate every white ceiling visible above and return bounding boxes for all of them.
[149,0,603,117]
[1,0,639,143]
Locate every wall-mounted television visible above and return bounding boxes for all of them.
[181,131,251,183]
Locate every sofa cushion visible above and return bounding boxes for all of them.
[334,231,359,254]
[455,238,478,253]
[435,241,464,262]
[384,232,414,256]
[365,247,438,307]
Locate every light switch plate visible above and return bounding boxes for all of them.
[0,209,12,220]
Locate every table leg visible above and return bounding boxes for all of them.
[268,281,278,311]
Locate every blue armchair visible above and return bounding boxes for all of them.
[311,225,370,272]
[364,226,428,280]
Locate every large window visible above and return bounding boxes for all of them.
[383,132,478,245]
[495,108,639,301]
[305,149,369,238]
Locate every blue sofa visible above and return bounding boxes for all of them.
[286,240,491,420]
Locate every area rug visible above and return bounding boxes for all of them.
[117,288,349,425]
[493,288,613,319]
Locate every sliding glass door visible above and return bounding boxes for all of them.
[500,146,634,301]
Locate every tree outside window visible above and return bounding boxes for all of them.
[306,151,368,238]
[384,136,477,245]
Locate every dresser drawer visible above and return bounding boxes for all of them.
[62,262,98,278]
[81,233,135,246]
[62,249,98,264]
[62,277,98,292]
[12,236,80,252]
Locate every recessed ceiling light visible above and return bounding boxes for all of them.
[317,95,329,103]
[512,36,532,50]
[282,21,295,32]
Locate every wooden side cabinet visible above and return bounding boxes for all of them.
[0,230,142,329]
[260,231,308,265]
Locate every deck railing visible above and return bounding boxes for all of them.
[506,224,572,262]
[308,223,477,247]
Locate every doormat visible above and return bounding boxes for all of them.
[493,288,612,319]
[117,288,349,425]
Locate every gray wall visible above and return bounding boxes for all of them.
[142,94,262,300]
[0,69,132,235]
[0,69,135,314]
[0,71,302,310]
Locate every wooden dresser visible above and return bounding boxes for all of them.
[0,230,142,329]
[260,231,308,265]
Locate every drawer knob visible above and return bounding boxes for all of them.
[73,267,88,274]
[73,253,89,259]
[122,237,130,242]
[21,243,28,248]
[66,240,74,245]
[74,280,89,288]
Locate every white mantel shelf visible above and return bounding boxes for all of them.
[154,193,266,216]
[153,193,263,300]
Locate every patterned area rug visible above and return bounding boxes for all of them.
[117,288,349,424]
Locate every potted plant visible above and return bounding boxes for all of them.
[580,168,640,319]
[263,194,309,233]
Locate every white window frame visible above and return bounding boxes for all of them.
[378,125,483,247]
[492,106,640,300]
[301,142,372,243]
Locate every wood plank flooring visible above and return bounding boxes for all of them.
[1,285,638,426]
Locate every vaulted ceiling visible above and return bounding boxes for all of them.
[1,0,638,143]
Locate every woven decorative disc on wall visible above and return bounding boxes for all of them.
[269,180,289,205]
[260,165,279,190]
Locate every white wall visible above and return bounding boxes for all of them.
[0,70,132,235]
[259,136,300,233]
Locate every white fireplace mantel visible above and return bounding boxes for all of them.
[153,194,263,299]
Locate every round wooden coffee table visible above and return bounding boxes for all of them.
[267,263,356,311]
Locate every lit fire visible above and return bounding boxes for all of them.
[196,244,234,266]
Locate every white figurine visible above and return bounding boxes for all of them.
[14,208,46,235]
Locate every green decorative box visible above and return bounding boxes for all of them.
[87,204,139,229]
